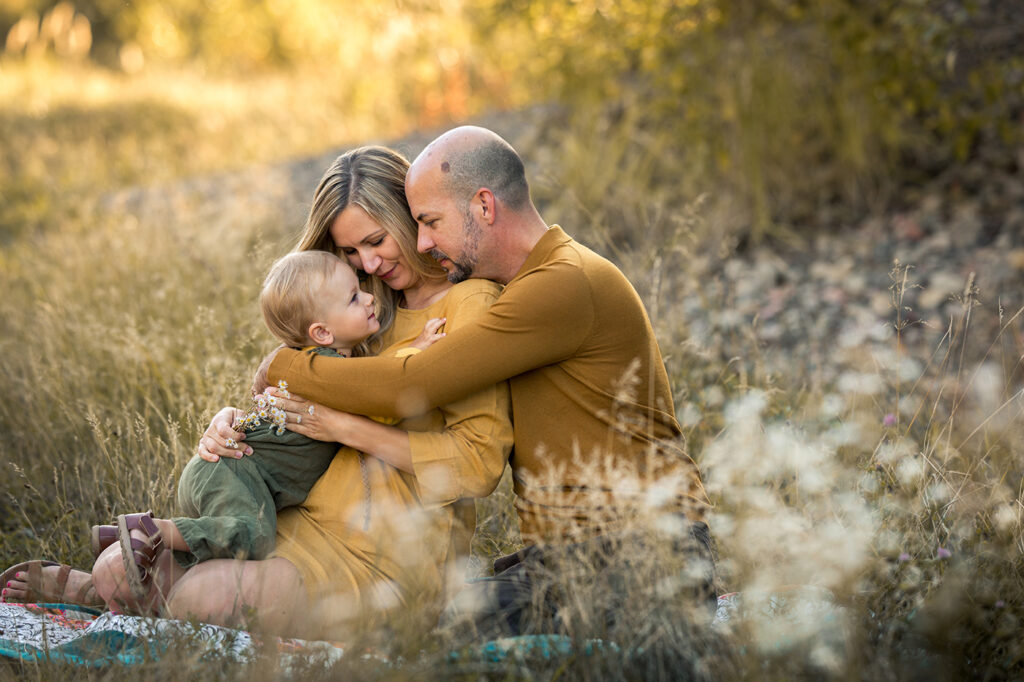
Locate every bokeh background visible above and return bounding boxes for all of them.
[2,1,1024,679]
[3,0,1022,242]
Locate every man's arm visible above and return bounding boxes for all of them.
[250,344,286,396]
[267,259,592,418]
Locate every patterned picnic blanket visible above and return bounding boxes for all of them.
[0,602,347,669]
[0,589,842,668]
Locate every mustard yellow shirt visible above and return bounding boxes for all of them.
[270,226,708,544]
[271,279,511,627]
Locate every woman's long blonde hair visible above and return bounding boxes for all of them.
[295,146,446,351]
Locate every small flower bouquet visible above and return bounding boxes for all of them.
[235,381,291,436]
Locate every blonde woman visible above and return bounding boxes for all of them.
[91,147,513,637]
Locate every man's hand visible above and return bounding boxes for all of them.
[409,317,446,351]
[197,406,251,462]
[251,344,286,397]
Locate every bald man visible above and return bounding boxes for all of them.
[255,126,715,636]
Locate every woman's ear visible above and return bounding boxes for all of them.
[308,322,334,346]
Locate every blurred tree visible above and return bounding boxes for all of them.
[470,0,1023,237]
[2,0,1020,237]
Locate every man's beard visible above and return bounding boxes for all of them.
[430,207,481,284]
[430,248,475,284]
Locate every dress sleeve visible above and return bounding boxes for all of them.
[405,288,513,504]
[267,258,593,418]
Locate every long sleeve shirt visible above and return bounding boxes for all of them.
[270,226,709,543]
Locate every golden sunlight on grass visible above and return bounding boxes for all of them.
[2,1,1023,678]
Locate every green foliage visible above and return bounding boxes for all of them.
[3,1,1020,240]
[476,0,1023,238]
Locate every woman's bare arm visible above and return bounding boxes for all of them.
[275,393,413,472]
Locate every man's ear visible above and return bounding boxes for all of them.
[308,322,334,346]
[476,188,497,225]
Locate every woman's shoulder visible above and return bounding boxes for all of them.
[441,279,503,307]
[436,279,503,329]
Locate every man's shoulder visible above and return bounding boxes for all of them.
[508,226,629,302]
[544,234,644,320]
[543,234,627,289]
[528,236,588,278]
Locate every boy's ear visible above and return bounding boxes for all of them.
[308,322,333,346]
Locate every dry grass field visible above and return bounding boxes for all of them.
[2,2,1024,678]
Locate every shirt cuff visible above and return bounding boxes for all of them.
[407,431,460,505]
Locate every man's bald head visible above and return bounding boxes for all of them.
[409,126,530,211]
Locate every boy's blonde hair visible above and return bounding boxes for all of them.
[260,250,343,348]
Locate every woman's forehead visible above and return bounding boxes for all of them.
[330,204,383,245]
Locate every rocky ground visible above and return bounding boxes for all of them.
[671,147,1024,424]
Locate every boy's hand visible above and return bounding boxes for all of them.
[409,317,446,351]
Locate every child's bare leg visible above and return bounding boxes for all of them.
[153,518,188,553]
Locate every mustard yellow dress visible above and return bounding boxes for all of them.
[271,279,512,629]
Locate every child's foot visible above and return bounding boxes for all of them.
[90,512,187,615]
[111,512,180,614]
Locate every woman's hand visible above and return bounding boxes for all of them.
[265,386,414,471]
[196,406,253,462]
[265,387,359,443]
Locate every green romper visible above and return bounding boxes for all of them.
[171,346,344,567]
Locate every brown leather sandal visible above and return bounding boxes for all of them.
[116,511,164,604]
[0,560,104,607]
[92,508,158,558]
[91,523,118,558]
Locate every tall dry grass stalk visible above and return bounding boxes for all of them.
[2,61,1023,679]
